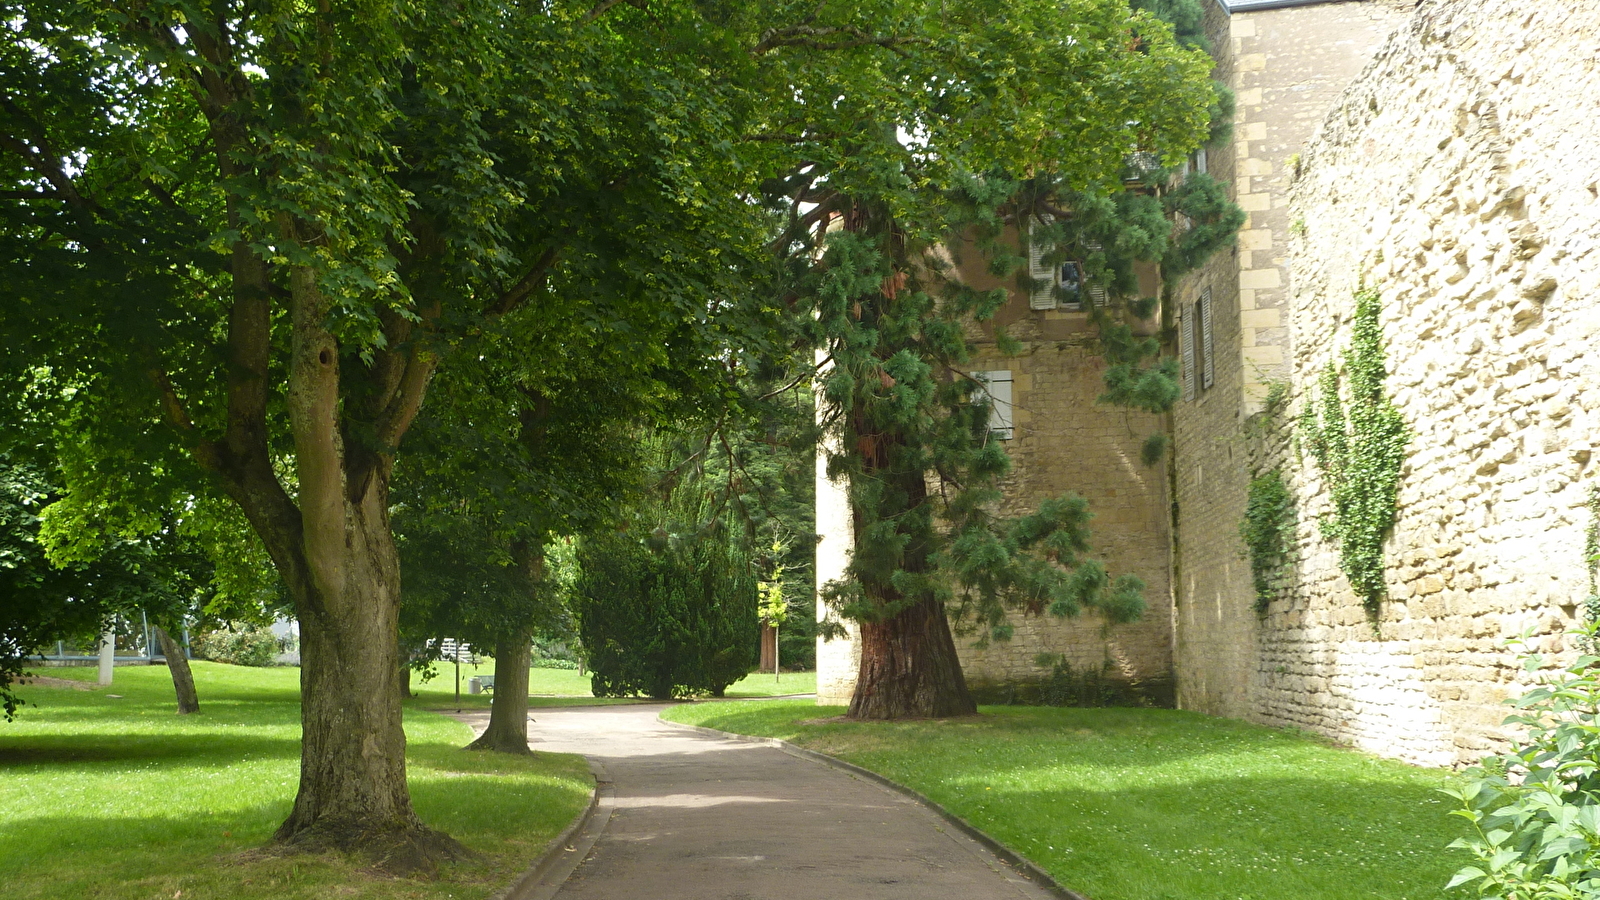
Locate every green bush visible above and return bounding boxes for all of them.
[191,624,280,667]
[573,529,759,699]
[1445,628,1600,897]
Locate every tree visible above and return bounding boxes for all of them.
[0,453,219,717]
[574,509,760,700]
[785,2,1221,718]
[2,0,776,867]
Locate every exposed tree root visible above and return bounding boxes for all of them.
[273,819,475,877]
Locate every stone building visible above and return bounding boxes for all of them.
[819,0,1600,768]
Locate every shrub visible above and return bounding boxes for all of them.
[1445,628,1600,898]
[191,623,280,667]
[573,529,758,699]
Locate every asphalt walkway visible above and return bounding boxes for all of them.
[452,703,1059,900]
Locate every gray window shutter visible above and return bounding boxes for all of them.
[974,370,1015,440]
[1200,289,1215,390]
[1028,217,1057,310]
[1180,306,1196,402]
[1082,240,1109,308]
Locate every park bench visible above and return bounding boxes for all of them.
[468,674,496,694]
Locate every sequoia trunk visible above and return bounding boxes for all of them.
[846,457,976,719]
[848,595,975,718]
[467,630,534,754]
[153,626,199,714]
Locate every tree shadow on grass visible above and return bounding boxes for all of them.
[0,732,301,766]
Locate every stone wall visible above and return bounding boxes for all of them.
[1254,0,1600,766]
[1173,0,1412,721]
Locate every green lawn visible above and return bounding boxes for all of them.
[1,663,592,900]
[661,700,1468,900]
[407,663,816,707]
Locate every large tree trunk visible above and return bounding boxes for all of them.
[153,626,199,714]
[846,431,977,719]
[848,595,974,718]
[265,268,461,874]
[467,630,533,754]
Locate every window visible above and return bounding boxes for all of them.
[973,370,1014,440]
[1058,260,1084,310]
[1180,306,1196,402]
[1181,289,1216,402]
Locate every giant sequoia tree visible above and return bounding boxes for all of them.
[782,3,1223,718]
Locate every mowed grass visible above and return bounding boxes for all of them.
[1,663,592,900]
[662,700,1468,900]
[407,664,816,708]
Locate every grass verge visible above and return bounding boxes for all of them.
[2,663,592,900]
[407,664,816,707]
[661,700,1467,900]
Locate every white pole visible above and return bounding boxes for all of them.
[97,625,115,685]
[774,623,780,683]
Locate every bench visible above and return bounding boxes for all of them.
[468,674,496,694]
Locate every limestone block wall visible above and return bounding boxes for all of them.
[1266,0,1600,766]
[961,335,1173,694]
[1174,0,1411,720]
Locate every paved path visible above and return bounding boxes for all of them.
[452,703,1058,900]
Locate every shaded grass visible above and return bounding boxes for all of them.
[2,663,591,900]
[661,700,1467,900]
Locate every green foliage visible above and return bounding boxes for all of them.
[1585,487,1600,643]
[1163,172,1248,279]
[192,623,281,668]
[1299,288,1408,615]
[573,526,759,700]
[1444,628,1600,899]
[1241,470,1296,614]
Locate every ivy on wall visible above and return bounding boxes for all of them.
[1299,288,1409,616]
[1241,470,1296,614]
[1585,487,1600,633]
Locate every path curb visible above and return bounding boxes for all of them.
[659,716,1092,900]
[492,760,610,900]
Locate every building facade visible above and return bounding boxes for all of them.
[818,0,1600,768]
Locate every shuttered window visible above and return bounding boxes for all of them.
[1200,289,1215,390]
[973,370,1014,440]
[1180,305,1196,402]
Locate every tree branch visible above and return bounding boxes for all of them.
[487,245,562,318]
[583,0,647,24]
[751,26,928,57]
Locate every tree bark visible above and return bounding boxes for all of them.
[466,630,534,754]
[848,595,975,718]
[153,626,199,714]
[265,267,462,874]
[846,429,976,719]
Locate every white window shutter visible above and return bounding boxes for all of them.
[1081,241,1109,308]
[1027,217,1057,310]
[974,370,1015,440]
[1200,289,1215,390]
[1180,306,1196,402]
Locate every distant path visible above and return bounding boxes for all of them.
[451,703,1058,900]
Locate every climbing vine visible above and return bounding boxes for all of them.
[1585,486,1600,634]
[1241,470,1296,614]
[1299,288,1409,616]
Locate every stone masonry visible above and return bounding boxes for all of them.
[1178,0,1600,768]
[1174,0,1415,730]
